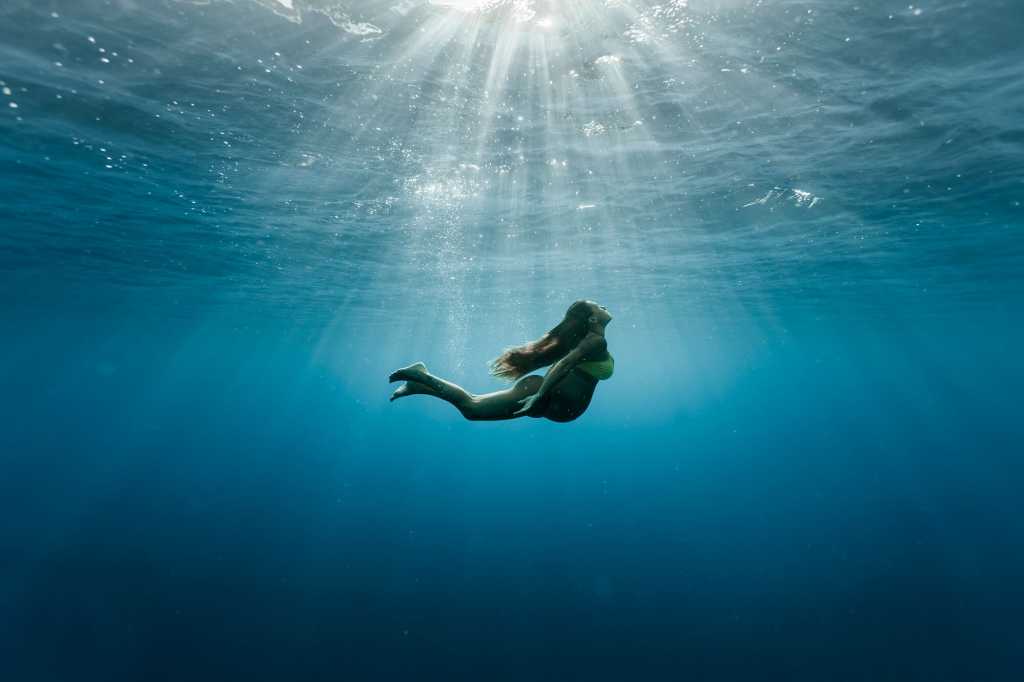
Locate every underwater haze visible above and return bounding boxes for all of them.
[2,0,1023,680]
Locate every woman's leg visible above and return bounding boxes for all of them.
[389,362,474,407]
[462,375,543,420]
[389,363,542,421]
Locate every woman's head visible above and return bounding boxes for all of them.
[488,300,611,381]
[565,299,613,329]
[585,300,613,326]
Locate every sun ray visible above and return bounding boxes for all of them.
[269,0,804,344]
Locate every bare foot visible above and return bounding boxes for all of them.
[390,380,436,402]
[388,361,429,383]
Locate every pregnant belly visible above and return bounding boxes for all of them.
[542,369,598,422]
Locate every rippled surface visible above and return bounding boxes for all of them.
[2,2,1024,680]
[3,0,1021,325]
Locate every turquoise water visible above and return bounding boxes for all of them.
[2,1,1023,679]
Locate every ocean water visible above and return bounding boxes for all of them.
[2,0,1023,679]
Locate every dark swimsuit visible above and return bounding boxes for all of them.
[528,349,614,423]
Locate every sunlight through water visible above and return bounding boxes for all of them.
[2,1,1024,678]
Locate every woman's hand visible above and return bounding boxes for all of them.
[514,393,540,416]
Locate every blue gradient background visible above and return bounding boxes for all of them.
[2,1,1023,680]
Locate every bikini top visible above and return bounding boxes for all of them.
[576,353,614,380]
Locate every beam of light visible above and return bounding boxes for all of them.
[285,0,819,371]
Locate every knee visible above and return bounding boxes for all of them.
[518,375,543,392]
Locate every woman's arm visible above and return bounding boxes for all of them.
[514,332,605,415]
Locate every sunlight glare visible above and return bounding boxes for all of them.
[429,0,503,13]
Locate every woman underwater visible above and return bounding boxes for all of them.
[389,300,613,422]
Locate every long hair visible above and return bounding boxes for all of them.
[488,300,592,381]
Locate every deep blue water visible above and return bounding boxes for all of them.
[2,1,1023,680]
